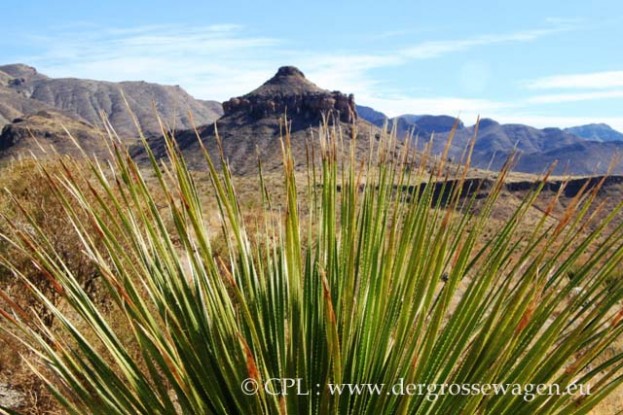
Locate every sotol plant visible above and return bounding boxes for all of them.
[1,119,623,414]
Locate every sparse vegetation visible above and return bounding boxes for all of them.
[1,119,623,415]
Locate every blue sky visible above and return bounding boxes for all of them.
[2,0,623,129]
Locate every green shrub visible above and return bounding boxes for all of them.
[1,121,623,415]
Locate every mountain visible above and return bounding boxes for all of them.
[2,62,622,176]
[356,105,387,126]
[564,123,623,142]
[0,63,49,83]
[391,114,463,139]
[356,109,464,139]
[137,66,378,174]
[0,84,56,127]
[0,65,59,126]
[415,115,462,133]
[356,104,623,175]
[422,120,623,175]
[222,66,356,126]
[0,110,109,162]
[0,64,223,137]
[514,140,623,174]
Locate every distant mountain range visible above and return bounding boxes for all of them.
[563,124,623,142]
[354,107,623,175]
[1,62,622,175]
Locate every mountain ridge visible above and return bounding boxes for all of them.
[1,62,623,175]
[354,106,623,174]
[564,123,623,142]
[0,64,223,137]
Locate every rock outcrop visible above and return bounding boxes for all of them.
[223,66,357,123]
[0,110,109,160]
[136,65,373,174]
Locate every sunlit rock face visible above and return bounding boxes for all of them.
[223,66,357,123]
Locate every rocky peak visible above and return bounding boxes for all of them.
[222,66,357,123]
[0,64,48,84]
[271,66,307,81]
[276,66,304,76]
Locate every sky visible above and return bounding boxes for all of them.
[2,0,623,130]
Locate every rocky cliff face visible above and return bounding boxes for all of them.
[137,65,372,174]
[222,66,357,123]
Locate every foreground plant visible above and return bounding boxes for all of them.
[1,118,623,415]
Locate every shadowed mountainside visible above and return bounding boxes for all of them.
[0,110,109,161]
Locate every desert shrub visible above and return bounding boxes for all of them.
[0,158,121,413]
[0,123,623,415]
[0,159,109,327]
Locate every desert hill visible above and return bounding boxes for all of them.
[136,66,376,174]
[0,64,223,137]
[0,85,55,127]
[0,110,111,163]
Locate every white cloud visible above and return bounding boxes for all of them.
[16,21,570,103]
[16,21,619,132]
[25,25,283,100]
[527,89,623,104]
[400,28,564,60]
[526,71,623,90]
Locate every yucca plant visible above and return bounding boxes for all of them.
[1,116,623,415]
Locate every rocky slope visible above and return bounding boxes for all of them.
[0,110,110,162]
[223,66,357,125]
[137,66,376,174]
[0,64,223,137]
[564,123,623,142]
[0,85,55,127]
